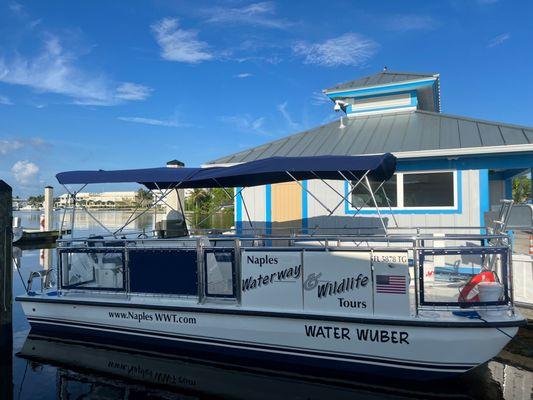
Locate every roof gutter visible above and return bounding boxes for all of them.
[393,144,533,159]
[206,144,533,167]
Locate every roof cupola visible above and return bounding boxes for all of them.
[323,71,440,118]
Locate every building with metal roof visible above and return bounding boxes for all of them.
[208,71,533,235]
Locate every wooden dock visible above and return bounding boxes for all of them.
[15,229,70,246]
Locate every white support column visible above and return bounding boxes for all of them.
[44,186,53,231]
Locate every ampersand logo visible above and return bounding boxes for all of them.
[304,272,322,291]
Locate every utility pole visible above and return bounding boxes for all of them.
[0,180,13,400]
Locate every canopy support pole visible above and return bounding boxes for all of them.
[113,182,185,236]
[364,176,388,234]
[193,186,252,235]
[286,172,333,214]
[211,180,248,233]
[381,184,399,228]
[345,175,389,237]
[62,184,116,238]
[241,192,256,236]
[307,170,370,236]
[309,171,362,211]
[59,184,69,235]
[347,172,386,218]
[119,192,147,233]
[330,170,369,215]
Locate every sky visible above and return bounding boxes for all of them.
[0,0,532,197]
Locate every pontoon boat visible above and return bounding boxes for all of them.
[17,153,526,380]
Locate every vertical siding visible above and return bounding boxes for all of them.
[303,170,482,233]
[239,185,267,232]
[236,170,485,234]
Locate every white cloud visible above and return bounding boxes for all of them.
[384,14,436,32]
[311,91,331,106]
[219,115,268,135]
[204,2,292,30]
[277,101,299,130]
[0,137,48,155]
[487,33,510,48]
[0,35,151,105]
[11,160,39,184]
[151,18,213,63]
[115,82,152,101]
[292,33,378,67]
[234,73,253,78]
[0,95,13,105]
[0,139,24,155]
[235,55,282,64]
[118,116,190,127]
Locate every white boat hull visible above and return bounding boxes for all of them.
[18,297,521,380]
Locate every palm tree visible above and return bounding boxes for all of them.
[188,189,211,213]
[135,188,154,208]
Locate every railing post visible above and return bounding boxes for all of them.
[196,237,205,304]
[0,180,13,400]
[507,246,515,314]
[234,238,242,304]
[412,238,420,317]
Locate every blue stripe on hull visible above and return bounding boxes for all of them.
[27,319,472,381]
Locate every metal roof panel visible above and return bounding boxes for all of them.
[438,116,461,149]
[499,126,528,145]
[207,111,533,164]
[457,119,482,148]
[478,123,504,147]
[324,71,437,93]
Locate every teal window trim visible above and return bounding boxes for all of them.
[397,153,533,172]
[479,170,489,233]
[344,170,463,215]
[265,184,272,235]
[235,187,242,234]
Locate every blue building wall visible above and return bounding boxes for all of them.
[236,152,533,233]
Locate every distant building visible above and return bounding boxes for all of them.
[207,71,533,235]
[56,189,193,209]
[57,191,138,208]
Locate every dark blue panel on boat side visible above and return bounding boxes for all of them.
[128,249,198,295]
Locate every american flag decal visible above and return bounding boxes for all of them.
[376,275,406,294]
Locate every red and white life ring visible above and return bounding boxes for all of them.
[458,271,495,302]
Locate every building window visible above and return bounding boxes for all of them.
[352,175,397,208]
[350,170,457,210]
[403,172,454,207]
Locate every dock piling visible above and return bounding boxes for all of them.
[44,186,53,231]
[0,180,13,400]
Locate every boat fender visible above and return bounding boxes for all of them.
[457,271,495,303]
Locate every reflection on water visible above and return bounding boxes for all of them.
[9,211,533,399]
[12,329,533,400]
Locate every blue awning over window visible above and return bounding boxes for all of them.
[56,153,396,189]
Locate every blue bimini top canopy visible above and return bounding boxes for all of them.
[56,153,396,189]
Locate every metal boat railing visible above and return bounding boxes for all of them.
[50,231,515,316]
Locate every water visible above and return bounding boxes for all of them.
[7,210,533,399]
